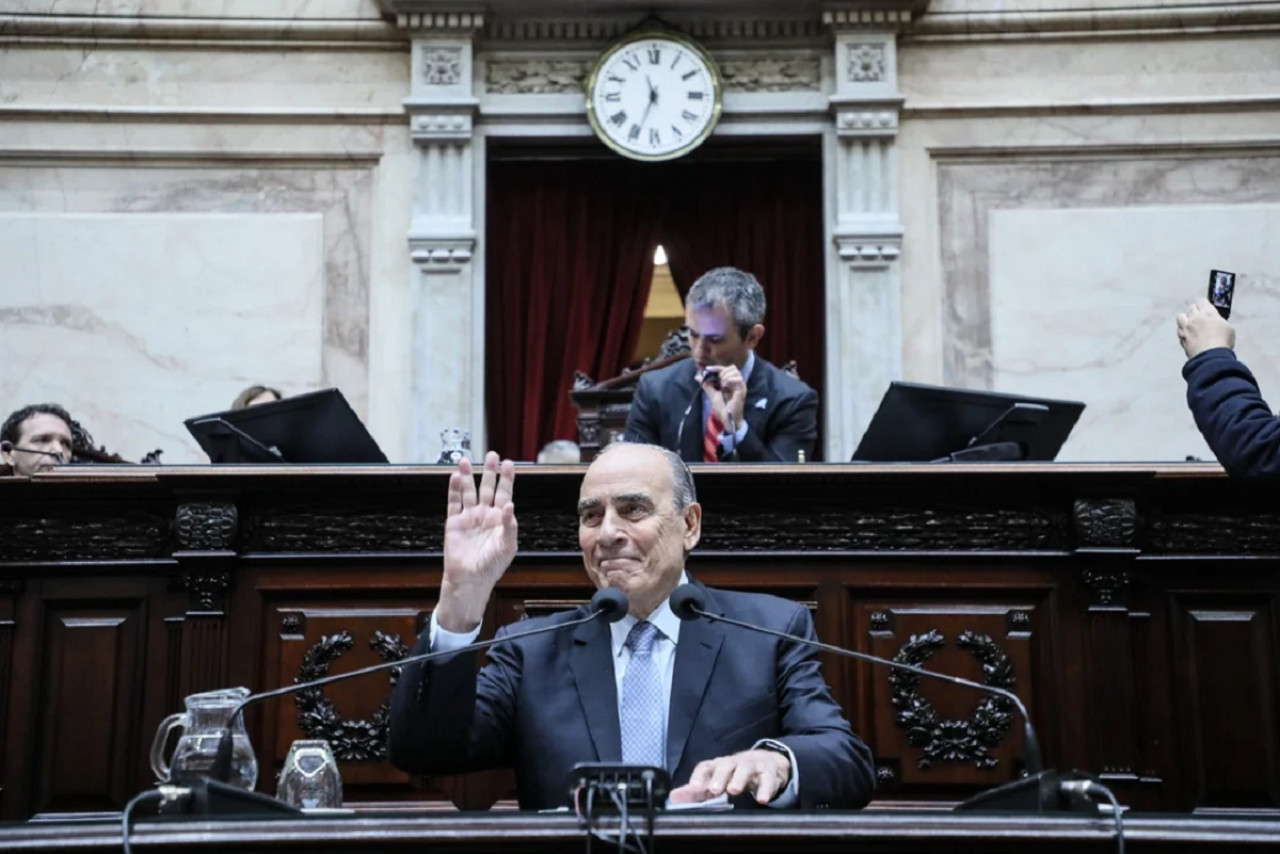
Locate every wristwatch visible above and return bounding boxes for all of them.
[754,739,793,793]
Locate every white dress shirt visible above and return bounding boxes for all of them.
[428,570,799,808]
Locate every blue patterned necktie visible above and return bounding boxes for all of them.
[619,620,666,769]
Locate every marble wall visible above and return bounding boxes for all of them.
[3,0,1279,465]
[0,2,416,462]
[895,5,1280,461]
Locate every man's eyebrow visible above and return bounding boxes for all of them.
[577,498,602,512]
[614,493,654,505]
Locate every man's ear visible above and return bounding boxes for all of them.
[745,323,765,349]
[682,502,702,552]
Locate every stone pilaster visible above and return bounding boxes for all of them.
[823,15,906,460]
[398,14,486,460]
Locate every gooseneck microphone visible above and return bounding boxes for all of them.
[209,587,630,783]
[669,583,1094,813]
[0,440,63,459]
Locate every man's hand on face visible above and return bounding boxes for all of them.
[1177,297,1236,359]
[668,748,791,806]
[436,451,518,633]
[704,365,747,433]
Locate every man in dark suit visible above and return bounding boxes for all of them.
[388,443,874,810]
[1178,296,1280,476]
[625,267,818,462]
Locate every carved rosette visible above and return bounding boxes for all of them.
[422,47,462,85]
[294,630,410,761]
[847,43,886,82]
[175,501,238,551]
[889,629,1017,769]
[1072,499,1138,549]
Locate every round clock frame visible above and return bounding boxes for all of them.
[585,30,724,162]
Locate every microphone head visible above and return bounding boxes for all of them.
[0,441,12,454]
[590,587,630,623]
[669,584,705,621]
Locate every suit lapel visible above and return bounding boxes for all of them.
[571,618,622,762]
[677,363,704,462]
[666,585,725,772]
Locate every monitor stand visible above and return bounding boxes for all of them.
[933,402,1050,463]
[188,418,286,464]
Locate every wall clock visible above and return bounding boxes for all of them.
[585,31,723,162]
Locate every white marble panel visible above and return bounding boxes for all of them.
[989,204,1280,462]
[6,1,380,18]
[0,212,325,463]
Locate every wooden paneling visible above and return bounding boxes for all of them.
[0,463,1278,817]
[35,606,144,813]
[1173,596,1280,810]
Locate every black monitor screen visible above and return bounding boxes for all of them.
[185,388,387,464]
[852,381,1085,463]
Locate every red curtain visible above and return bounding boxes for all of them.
[659,159,827,455]
[485,160,665,460]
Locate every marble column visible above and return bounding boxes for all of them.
[398,14,486,461]
[823,17,907,460]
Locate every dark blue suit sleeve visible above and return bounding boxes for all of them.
[387,623,522,776]
[624,372,662,445]
[1183,347,1280,478]
[774,604,876,809]
[734,384,819,463]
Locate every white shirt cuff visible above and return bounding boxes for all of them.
[428,610,482,651]
[752,739,800,809]
[719,420,750,454]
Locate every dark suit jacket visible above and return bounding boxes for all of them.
[388,582,875,811]
[1184,347,1280,477]
[624,356,818,462]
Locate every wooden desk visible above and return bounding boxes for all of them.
[1,463,1278,819]
[6,811,1280,853]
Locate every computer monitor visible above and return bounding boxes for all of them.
[852,381,1085,463]
[185,388,387,464]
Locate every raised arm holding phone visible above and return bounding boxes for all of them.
[1177,272,1280,477]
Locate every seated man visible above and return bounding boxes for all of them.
[1177,297,1280,477]
[624,267,818,462]
[1,403,74,476]
[388,443,873,810]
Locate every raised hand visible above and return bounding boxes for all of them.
[436,451,518,633]
[1176,297,1236,359]
[705,364,747,433]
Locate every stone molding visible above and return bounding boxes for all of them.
[823,8,917,31]
[407,110,474,141]
[909,2,1280,40]
[835,109,900,138]
[483,54,823,95]
[481,17,828,44]
[389,11,485,34]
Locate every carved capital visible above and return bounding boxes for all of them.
[835,109,899,138]
[834,235,902,267]
[1082,565,1130,606]
[408,110,474,142]
[1073,499,1138,549]
[181,568,231,612]
[174,501,238,551]
[410,237,476,273]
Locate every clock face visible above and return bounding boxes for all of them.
[586,33,722,162]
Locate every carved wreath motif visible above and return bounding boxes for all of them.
[293,630,409,761]
[889,629,1016,769]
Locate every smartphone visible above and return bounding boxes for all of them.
[1208,269,1236,320]
[701,367,722,390]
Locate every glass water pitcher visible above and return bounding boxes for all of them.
[149,687,259,791]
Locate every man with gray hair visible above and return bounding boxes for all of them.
[625,266,818,462]
[389,444,873,810]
